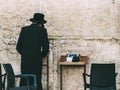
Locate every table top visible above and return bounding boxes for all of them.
[59,55,88,65]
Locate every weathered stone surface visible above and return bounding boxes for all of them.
[0,0,120,90]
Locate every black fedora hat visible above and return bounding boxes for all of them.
[30,13,47,24]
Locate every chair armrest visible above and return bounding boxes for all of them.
[115,73,118,77]
[14,74,37,87]
[83,73,90,77]
[83,73,90,88]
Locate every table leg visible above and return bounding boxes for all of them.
[84,65,86,90]
[60,65,62,90]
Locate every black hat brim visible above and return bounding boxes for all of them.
[30,18,47,24]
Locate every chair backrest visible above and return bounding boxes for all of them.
[90,63,116,89]
[3,63,15,88]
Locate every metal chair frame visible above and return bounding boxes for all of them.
[2,63,37,90]
[83,63,117,90]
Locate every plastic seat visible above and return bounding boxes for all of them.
[83,63,117,90]
[2,63,37,90]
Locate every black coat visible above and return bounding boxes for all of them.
[16,24,49,90]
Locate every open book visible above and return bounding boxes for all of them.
[66,54,80,62]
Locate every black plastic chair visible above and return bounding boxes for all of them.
[2,63,37,90]
[83,63,117,90]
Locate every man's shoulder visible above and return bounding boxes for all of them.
[22,25,30,29]
[21,24,47,32]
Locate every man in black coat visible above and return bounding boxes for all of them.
[16,13,49,90]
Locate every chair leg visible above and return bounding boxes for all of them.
[84,85,86,90]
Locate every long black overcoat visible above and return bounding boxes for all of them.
[16,24,49,90]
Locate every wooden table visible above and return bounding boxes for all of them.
[59,55,88,90]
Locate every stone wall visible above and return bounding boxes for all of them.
[0,0,120,90]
